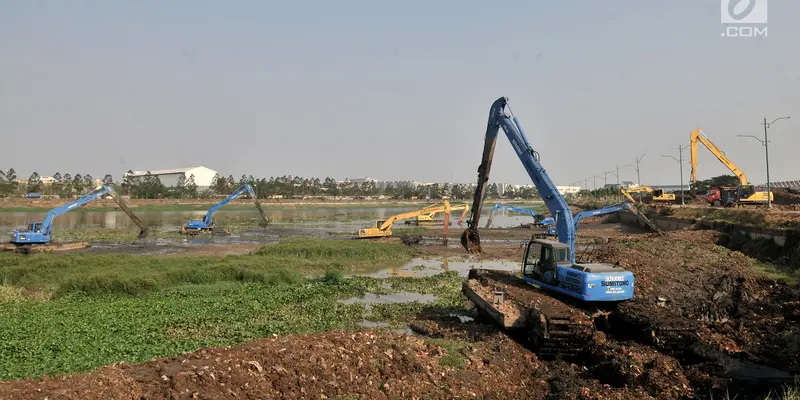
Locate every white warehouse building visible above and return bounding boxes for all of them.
[125,166,218,189]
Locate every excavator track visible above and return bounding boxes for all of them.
[464,269,596,359]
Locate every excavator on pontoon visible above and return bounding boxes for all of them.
[358,200,461,238]
[689,128,772,207]
[10,185,148,250]
[181,183,269,235]
[459,97,653,358]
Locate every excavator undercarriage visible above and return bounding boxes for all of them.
[464,269,596,359]
[463,269,697,360]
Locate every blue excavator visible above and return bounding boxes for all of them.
[539,201,659,238]
[461,97,638,358]
[181,183,269,235]
[485,202,546,228]
[10,185,148,248]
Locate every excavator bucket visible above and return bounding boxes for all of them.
[461,227,482,253]
[137,228,149,239]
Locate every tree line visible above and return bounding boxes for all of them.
[0,168,544,201]
[119,171,542,201]
[0,168,114,198]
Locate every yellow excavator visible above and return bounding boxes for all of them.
[620,186,676,204]
[408,203,469,225]
[358,200,458,238]
[689,128,773,207]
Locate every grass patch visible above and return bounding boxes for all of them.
[0,238,414,298]
[425,338,469,369]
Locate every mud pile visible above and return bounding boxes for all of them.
[772,187,800,210]
[0,330,684,400]
[595,230,800,372]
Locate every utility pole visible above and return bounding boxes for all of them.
[738,116,790,209]
[662,145,689,205]
[635,153,646,186]
[614,165,634,202]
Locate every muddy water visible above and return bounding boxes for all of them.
[351,257,520,279]
[0,206,543,233]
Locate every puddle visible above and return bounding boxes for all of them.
[352,257,519,278]
[340,292,438,311]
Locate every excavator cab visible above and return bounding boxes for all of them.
[522,240,570,285]
[28,222,43,233]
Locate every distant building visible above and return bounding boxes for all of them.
[556,185,581,195]
[125,166,217,189]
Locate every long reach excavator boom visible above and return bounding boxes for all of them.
[182,183,268,234]
[461,97,633,302]
[358,200,457,238]
[10,185,148,246]
[485,202,545,228]
[460,97,634,361]
[462,97,576,261]
[690,128,748,186]
[689,128,772,206]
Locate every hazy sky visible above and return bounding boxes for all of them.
[2,0,798,187]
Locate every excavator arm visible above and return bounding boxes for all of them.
[244,184,270,227]
[417,203,469,224]
[462,97,576,260]
[192,183,268,228]
[105,186,149,239]
[485,202,540,228]
[359,200,454,238]
[690,128,748,186]
[621,188,637,203]
[20,185,147,242]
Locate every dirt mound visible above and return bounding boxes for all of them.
[0,331,545,400]
[595,230,800,372]
[772,187,800,209]
[589,335,693,399]
[0,328,686,400]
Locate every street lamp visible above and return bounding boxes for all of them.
[661,144,690,205]
[635,153,646,186]
[737,116,791,209]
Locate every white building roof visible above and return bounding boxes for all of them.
[128,166,213,177]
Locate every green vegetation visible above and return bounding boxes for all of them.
[0,238,465,380]
[0,238,414,298]
[425,338,470,369]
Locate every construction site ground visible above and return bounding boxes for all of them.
[1,212,799,399]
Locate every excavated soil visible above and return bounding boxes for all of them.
[595,230,800,372]
[0,330,684,400]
